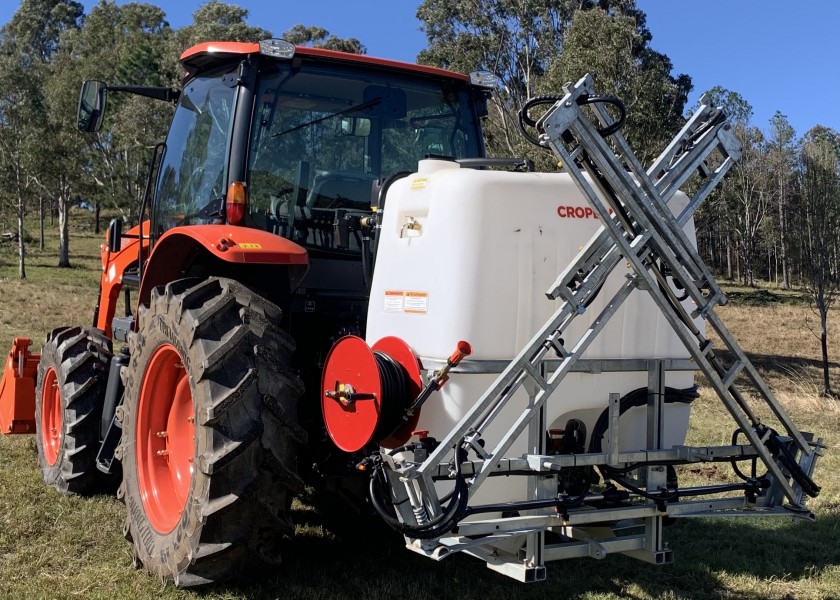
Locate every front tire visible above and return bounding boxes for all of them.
[120,277,305,587]
[34,326,113,494]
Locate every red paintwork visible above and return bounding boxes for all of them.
[0,338,39,435]
[138,225,309,307]
[137,343,194,533]
[97,222,309,335]
[180,41,470,82]
[158,224,307,265]
[322,336,383,453]
[97,221,151,338]
[373,336,422,449]
[40,367,61,465]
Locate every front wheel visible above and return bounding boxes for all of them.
[34,326,113,494]
[120,277,305,587]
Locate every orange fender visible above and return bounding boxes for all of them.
[0,338,40,435]
[138,225,309,307]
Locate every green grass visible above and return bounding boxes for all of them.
[0,212,839,599]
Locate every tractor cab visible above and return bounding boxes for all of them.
[80,41,491,328]
[82,40,489,250]
[165,41,488,255]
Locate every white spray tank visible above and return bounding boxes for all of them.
[366,159,701,504]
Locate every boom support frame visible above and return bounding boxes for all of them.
[374,75,823,582]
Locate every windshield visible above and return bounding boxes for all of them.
[246,62,482,254]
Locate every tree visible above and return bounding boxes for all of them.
[417,0,580,163]
[693,87,755,282]
[416,1,690,166]
[795,126,840,397]
[282,24,365,54]
[727,124,770,287]
[767,112,796,288]
[0,53,40,279]
[48,1,174,231]
[168,1,271,64]
[546,8,691,162]
[0,0,83,272]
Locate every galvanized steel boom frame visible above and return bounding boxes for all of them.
[378,75,823,582]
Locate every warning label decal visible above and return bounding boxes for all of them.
[384,290,429,314]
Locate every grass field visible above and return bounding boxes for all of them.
[0,212,838,599]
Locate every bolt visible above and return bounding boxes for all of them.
[187,416,195,424]
[156,450,169,456]
[156,431,167,438]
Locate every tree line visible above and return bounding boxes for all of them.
[1,0,838,393]
[0,0,362,277]
[415,0,839,395]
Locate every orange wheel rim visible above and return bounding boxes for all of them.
[136,344,195,533]
[40,367,62,466]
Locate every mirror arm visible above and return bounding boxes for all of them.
[106,85,180,103]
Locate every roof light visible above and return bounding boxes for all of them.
[469,70,502,89]
[259,39,296,59]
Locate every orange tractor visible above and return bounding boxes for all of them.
[0,40,496,585]
[0,39,823,588]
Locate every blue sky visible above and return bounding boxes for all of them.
[2,1,837,138]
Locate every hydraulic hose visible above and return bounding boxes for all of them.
[518,93,627,147]
[369,443,471,539]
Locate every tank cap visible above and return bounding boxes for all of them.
[417,158,460,175]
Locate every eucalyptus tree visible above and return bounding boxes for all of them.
[727,124,770,287]
[767,112,797,288]
[416,1,690,166]
[0,53,41,278]
[795,126,840,397]
[691,87,756,282]
[167,1,271,69]
[417,0,578,162]
[0,0,83,272]
[282,24,366,54]
[545,8,691,163]
[49,2,175,231]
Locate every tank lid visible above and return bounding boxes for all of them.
[417,158,460,175]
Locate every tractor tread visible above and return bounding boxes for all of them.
[121,277,303,587]
[35,326,115,495]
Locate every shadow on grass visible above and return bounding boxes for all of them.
[725,289,807,307]
[712,349,839,383]
[209,509,838,600]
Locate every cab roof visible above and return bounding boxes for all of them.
[180,41,470,83]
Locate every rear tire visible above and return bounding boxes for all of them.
[120,277,304,587]
[34,326,114,494]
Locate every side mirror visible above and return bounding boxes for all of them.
[107,218,123,253]
[341,117,371,137]
[78,80,107,132]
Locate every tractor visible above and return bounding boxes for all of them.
[0,39,822,587]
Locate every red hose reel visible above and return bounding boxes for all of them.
[321,336,423,452]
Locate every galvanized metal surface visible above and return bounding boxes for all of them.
[380,74,822,582]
